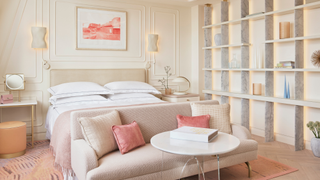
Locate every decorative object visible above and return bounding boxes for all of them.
[279,22,290,39]
[230,53,238,69]
[253,83,262,95]
[31,27,46,48]
[253,45,262,69]
[76,7,127,50]
[311,50,320,68]
[158,66,172,95]
[170,126,218,142]
[306,0,320,4]
[284,75,290,99]
[172,76,190,95]
[214,33,222,46]
[275,61,295,69]
[0,121,26,159]
[5,74,25,102]
[0,94,13,104]
[31,27,50,70]
[306,121,320,157]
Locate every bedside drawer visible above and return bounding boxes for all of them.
[162,96,200,103]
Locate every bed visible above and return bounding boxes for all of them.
[45,69,165,179]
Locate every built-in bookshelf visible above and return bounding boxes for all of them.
[202,1,320,29]
[202,0,318,151]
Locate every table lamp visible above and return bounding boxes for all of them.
[172,76,190,95]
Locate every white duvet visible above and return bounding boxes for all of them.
[45,96,164,139]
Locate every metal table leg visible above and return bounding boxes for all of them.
[217,154,220,180]
[31,105,34,148]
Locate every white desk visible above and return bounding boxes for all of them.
[151,131,240,180]
[0,100,37,148]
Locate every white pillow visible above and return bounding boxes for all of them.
[48,82,113,100]
[49,95,110,108]
[104,81,161,94]
[108,93,157,101]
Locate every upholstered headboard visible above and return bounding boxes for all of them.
[50,69,146,86]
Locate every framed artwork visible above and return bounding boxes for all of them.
[76,7,127,50]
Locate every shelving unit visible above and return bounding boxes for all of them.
[202,90,320,109]
[202,0,316,151]
[202,43,250,49]
[202,1,320,29]
[265,34,320,43]
[203,68,320,72]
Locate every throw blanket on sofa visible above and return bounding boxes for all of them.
[49,102,167,176]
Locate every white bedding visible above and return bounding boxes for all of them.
[45,97,164,139]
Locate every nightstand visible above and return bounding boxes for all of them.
[162,93,200,103]
[0,100,37,148]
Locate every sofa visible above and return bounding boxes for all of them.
[70,100,258,180]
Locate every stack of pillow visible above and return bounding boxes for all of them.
[48,81,161,108]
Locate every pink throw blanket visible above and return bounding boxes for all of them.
[49,102,167,176]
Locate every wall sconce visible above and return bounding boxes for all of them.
[31,27,50,70]
[147,34,158,64]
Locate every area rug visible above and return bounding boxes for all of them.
[0,140,63,180]
[186,155,298,180]
[0,141,298,180]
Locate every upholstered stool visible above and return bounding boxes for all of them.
[0,121,26,159]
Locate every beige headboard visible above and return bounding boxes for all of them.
[50,69,146,86]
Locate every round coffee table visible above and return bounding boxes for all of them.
[151,131,240,180]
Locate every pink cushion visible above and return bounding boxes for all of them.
[112,121,146,154]
[176,114,210,128]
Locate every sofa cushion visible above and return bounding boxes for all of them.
[176,114,210,128]
[191,103,232,134]
[87,143,196,180]
[112,121,146,154]
[78,110,122,158]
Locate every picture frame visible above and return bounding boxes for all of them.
[76,7,127,51]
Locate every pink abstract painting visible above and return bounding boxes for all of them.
[82,17,121,40]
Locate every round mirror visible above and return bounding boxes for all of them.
[6,74,24,90]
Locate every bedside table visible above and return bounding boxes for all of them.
[0,100,37,148]
[162,93,200,103]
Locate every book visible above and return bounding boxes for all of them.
[170,126,218,143]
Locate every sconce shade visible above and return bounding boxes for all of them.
[31,27,47,48]
[148,34,158,52]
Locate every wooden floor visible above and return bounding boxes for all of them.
[252,135,320,180]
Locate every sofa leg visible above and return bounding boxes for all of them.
[245,162,251,177]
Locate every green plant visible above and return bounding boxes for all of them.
[158,66,172,89]
[307,121,320,138]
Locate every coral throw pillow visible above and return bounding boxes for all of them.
[112,121,146,154]
[176,114,210,128]
[191,103,232,134]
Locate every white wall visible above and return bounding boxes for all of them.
[198,0,320,150]
[0,0,192,140]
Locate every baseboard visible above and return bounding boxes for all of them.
[250,127,311,150]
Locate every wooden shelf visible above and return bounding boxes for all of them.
[202,90,320,109]
[203,1,320,29]
[202,43,250,50]
[202,68,320,72]
[265,35,320,43]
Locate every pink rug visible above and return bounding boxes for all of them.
[0,141,297,180]
[0,140,63,180]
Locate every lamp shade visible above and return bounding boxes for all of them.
[31,27,47,48]
[147,34,158,52]
[172,76,190,95]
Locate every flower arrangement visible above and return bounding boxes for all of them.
[311,50,320,68]
[158,66,172,89]
[307,121,320,138]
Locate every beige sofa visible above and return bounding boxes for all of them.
[70,100,258,180]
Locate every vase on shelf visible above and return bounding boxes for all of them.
[230,53,238,69]
[311,138,320,158]
[214,33,222,46]
[165,88,172,95]
[253,83,262,95]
